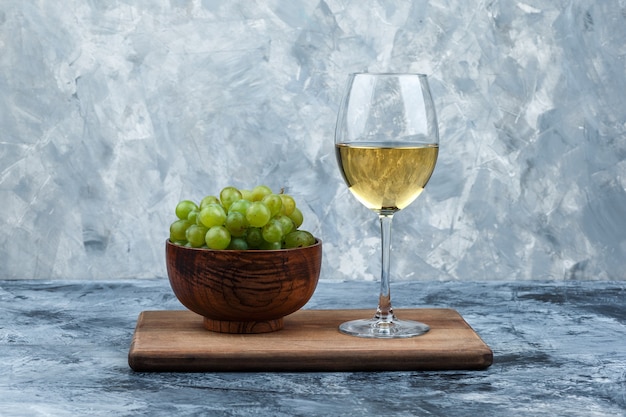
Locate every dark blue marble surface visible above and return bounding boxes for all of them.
[1,279,625,416]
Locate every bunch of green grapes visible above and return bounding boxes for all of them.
[169,185,316,250]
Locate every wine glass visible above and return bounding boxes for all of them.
[334,73,439,338]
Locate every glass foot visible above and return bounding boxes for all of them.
[339,317,430,339]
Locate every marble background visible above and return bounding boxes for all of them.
[1,1,625,281]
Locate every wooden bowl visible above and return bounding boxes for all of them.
[165,239,322,334]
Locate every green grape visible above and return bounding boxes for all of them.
[246,227,264,249]
[283,230,316,248]
[260,240,282,250]
[240,189,253,201]
[200,195,220,209]
[170,219,192,242]
[199,203,227,228]
[228,198,251,215]
[246,201,271,227]
[251,185,272,201]
[205,226,231,250]
[262,219,283,243]
[225,211,248,237]
[187,209,199,225]
[288,207,304,229]
[279,194,296,215]
[185,224,208,247]
[175,200,198,220]
[228,237,249,250]
[274,214,294,235]
[219,186,242,211]
[172,186,314,251]
[262,194,283,217]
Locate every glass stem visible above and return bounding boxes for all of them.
[376,213,395,323]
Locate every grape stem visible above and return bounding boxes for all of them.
[375,214,395,324]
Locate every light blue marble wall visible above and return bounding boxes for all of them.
[1,1,625,280]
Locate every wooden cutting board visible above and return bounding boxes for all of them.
[128,309,493,372]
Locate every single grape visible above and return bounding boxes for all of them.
[228,198,251,215]
[170,219,192,242]
[246,201,271,227]
[262,219,283,243]
[219,186,242,211]
[187,209,199,225]
[225,211,248,237]
[274,214,294,235]
[175,200,198,220]
[240,189,253,201]
[185,224,208,247]
[199,195,220,209]
[283,230,316,248]
[288,207,304,229]
[262,194,283,217]
[246,227,264,248]
[228,237,249,250]
[205,226,231,250]
[251,185,272,201]
[279,194,296,215]
[199,203,227,228]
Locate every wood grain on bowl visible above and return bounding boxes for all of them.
[165,239,322,334]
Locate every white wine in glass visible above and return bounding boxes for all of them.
[334,73,439,338]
